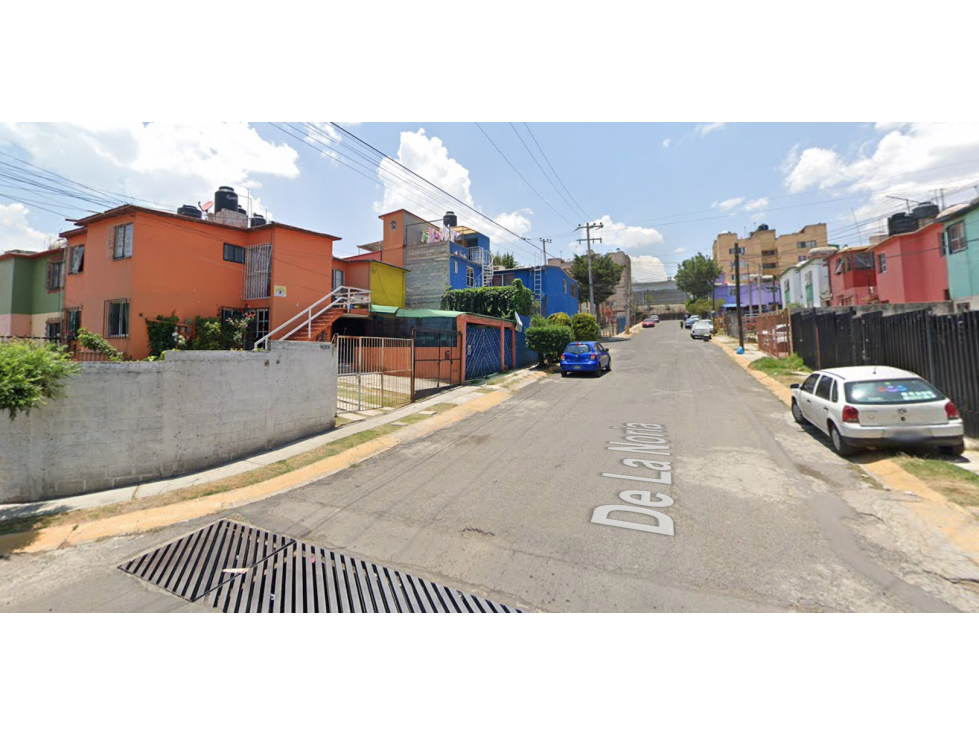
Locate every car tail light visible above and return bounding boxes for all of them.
[946,402,961,420]
[842,406,860,424]
[588,353,597,360]
[561,354,568,360]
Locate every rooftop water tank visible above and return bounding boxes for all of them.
[250,214,267,227]
[214,186,238,214]
[911,202,939,220]
[887,212,918,236]
[443,211,458,228]
[177,204,202,219]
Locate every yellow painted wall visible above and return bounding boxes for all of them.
[370,261,406,307]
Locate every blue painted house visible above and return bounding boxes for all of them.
[939,197,979,311]
[448,228,492,292]
[492,265,579,317]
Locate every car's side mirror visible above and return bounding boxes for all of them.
[789,383,801,390]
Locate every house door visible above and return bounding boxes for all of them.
[333,269,345,290]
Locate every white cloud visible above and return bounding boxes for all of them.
[494,208,533,238]
[782,122,979,224]
[662,138,671,148]
[744,197,769,212]
[589,214,664,251]
[715,197,745,210]
[631,255,669,282]
[0,203,56,252]
[696,122,726,136]
[674,247,687,253]
[0,123,299,222]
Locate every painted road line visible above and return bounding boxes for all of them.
[591,423,676,536]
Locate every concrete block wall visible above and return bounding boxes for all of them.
[405,242,450,309]
[0,341,337,503]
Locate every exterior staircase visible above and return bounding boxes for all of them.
[253,286,371,350]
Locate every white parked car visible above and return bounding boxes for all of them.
[690,320,713,340]
[790,366,965,457]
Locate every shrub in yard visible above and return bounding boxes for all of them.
[571,313,599,341]
[191,317,225,350]
[0,339,80,419]
[530,314,547,328]
[146,313,181,358]
[76,328,124,361]
[547,312,573,328]
[526,325,574,366]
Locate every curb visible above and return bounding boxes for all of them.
[713,338,979,561]
[4,371,546,554]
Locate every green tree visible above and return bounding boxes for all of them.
[571,313,599,341]
[492,251,518,268]
[0,339,80,419]
[675,253,722,302]
[570,254,625,307]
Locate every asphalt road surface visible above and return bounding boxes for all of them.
[2,323,971,612]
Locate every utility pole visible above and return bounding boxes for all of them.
[539,238,551,262]
[576,222,603,317]
[735,245,744,352]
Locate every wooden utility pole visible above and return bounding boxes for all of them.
[735,246,744,351]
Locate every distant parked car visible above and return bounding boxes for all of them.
[650,315,660,322]
[691,320,714,340]
[642,318,657,328]
[790,366,965,457]
[560,341,611,377]
[684,316,700,329]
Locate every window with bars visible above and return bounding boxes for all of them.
[243,244,272,299]
[47,260,64,291]
[112,223,133,259]
[45,320,62,341]
[106,299,129,338]
[69,245,84,273]
[878,253,887,273]
[947,222,967,254]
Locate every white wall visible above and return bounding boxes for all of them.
[0,341,337,503]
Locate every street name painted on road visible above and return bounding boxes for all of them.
[591,423,675,536]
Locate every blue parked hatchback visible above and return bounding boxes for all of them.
[560,341,611,377]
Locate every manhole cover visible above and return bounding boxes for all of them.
[121,520,520,613]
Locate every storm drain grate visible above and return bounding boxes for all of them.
[121,520,520,613]
[119,519,295,602]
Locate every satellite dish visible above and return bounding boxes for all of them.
[202,200,214,212]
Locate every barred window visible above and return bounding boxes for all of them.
[948,222,967,254]
[106,299,129,338]
[47,260,64,291]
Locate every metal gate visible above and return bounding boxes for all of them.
[412,328,461,401]
[334,335,413,413]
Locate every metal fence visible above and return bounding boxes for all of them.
[756,310,792,358]
[412,328,462,400]
[334,335,414,413]
[792,308,979,437]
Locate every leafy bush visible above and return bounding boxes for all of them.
[0,339,79,419]
[190,311,255,351]
[440,280,534,319]
[146,313,181,358]
[571,313,599,341]
[526,325,574,366]
[76,328,124,361]
[547,312,573,328]
[530,314,547,329]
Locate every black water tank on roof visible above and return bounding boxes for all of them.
[756,223,770,231]
[912,202,939,220]
[237,206,247,216]
[443,211,458,228]
[214,186,238,213]
[177,204,202,219]
[250,215,267,227]
[888,212,918,235]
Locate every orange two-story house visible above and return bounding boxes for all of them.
[60,203,340,359]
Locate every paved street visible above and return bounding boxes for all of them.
[2,325,975,612]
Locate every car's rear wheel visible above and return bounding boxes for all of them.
[605,359,612,372]
[940,440,966,456]
[829,424,858,457]
[561,371,568,378]
[791,400,808,425]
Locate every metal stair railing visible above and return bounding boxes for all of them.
[253,286,371,350]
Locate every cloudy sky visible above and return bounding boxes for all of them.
[4,122,979,282]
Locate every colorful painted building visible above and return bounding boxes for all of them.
[779,246,836,308]
[0,248,66,339]
[827,245,877,306]
[938,197,979,310]
[58,203,340,359]
[350,210,492,309]
[492,265,578,317]
[870,220,948,304]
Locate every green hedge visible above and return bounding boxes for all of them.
[0,339,79,419]
[440,278,534,319]
[526,325,574,365]
[547,312,573,328]
[571,313,599,341]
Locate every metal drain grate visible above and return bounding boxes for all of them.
[119,519,295,601]
[121,520,520,613]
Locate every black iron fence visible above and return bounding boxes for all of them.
[792,308,979,437]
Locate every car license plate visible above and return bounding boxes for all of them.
[893,429,926,441]
[573,365,581,370]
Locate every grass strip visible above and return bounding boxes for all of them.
[895,455,979,511]
[749,354,811,388]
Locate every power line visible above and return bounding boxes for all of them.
[473,122,574,226]
[507,122,585,222]
[523,123,591,221]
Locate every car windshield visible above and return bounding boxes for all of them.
[844,378,943,404]
[566,344,591,354]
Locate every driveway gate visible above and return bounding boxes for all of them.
[412,328,461,400]
[334,335,413,413]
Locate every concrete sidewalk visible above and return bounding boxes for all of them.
[0,367,546,525]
